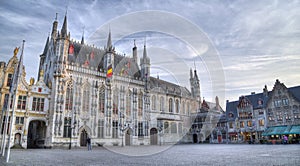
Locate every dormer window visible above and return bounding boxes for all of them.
[38,88,42,92]
[6,73,13,87]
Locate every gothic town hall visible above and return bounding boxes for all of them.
[0,14,210,148]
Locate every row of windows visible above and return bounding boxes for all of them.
[228,119,264,129]
[273,99,289,107]
[152,95,191,115]
[3,94,45,112]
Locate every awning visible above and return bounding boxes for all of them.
[262,126,287,136]
[262,125,300,136]
[289,125,300,134]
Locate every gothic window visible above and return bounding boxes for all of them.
[229,122,233,129]
[282,99,289,106]
[99,86,105,114]
[112,121,118,138]
[1,116,10,134]
[169,98,173,113]
[32,97,45,111]
[259,119,264,126]
[126,90,131,118]
[182,101,185,115]
[138,122,143,138]
[240,121,244,128]
[187,102,190,116]
[164,121,169,133]
[98,119,104,138]
[63,117,71,138]
[6,73,13,87]
[65,82,73,111]
[113,89,119,115]
[138,92,143,117]
[151,95,156,110]
[15,117,24,125]
[175,99,180,113]
[82,85,90,112]
[178,123,183,134]
[144,121,149,136]
[171,122,177,133]
[17,95,26,110]
[160,97,164,112]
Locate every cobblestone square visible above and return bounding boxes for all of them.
[1,144,299,166]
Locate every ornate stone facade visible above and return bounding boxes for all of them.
[0,14,202,148]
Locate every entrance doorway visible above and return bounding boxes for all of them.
[125,129,131,146]
[14,133,21,145]
[193,134,198,143]
[150,128,158,145]
[27,120,46,148]
[80,129,88,146]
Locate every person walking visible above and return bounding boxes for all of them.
[87,137,92,151]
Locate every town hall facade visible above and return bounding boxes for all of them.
[0,14,204,148]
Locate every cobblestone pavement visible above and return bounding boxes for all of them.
[0,144,299,166]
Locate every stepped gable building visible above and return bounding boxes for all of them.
[226,79,300,143]
[0,14,204,148]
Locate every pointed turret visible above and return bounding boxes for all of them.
[132,40,137,63]
[106,29,113,52]
[143,43,147,59]
[81,32,84,45]
[140,41,150,80]
[61,14,68,38]
[51,13,58,39]
[43,36,50,55]
[190,68,193,79]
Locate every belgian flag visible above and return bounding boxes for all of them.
[107,64,113,78]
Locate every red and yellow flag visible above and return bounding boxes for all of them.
[107,64,113,78]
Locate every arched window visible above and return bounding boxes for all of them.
[182,101,185,115]
[164,121,169,133]
[65,81,73,111]
[113,88,119,115]
[99,85,105,114]
[175,99,180,114]
[82,85,90,112]
[126,90,131,118]
[169,98,173,113]
[152,95,156,110]
[160,97,164,112]
[171,122,177,133]
[138,92,143,117]
[187,102,190,115]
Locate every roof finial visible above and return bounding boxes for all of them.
[194,60,196,70]
[134,39,136,47]
[55,12,58,21]
[81,26,85,44]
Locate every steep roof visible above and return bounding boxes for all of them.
[149,76,191,97]
[288,85,300,102]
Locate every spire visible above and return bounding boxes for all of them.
[43,36,50,54]
[132,39,137,62]
[61,13,68,38]
[194,69,199,80]
[106,28,112,51]
[51,13,58,39]
[190,68,193,79]
[81,26,85,45]
[143,42,147,58]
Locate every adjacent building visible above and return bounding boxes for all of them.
[226,80,300,143]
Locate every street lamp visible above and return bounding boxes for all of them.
[157,122,163,146]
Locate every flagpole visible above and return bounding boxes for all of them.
[6,40,25,163]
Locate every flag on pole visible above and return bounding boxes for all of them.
[107,64,113,78]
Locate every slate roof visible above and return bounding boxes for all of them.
[67,41,141,78]
[149,76,191,97]
[288,85,300,102]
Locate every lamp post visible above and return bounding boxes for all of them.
[158,122,163,146]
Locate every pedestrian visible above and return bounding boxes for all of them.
[87,136,92,151]
[284,135,288,144]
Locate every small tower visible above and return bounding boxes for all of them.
[132,40,137,63]
[140,42,150,79]
[51,13,58,40]
[189,68,201,101]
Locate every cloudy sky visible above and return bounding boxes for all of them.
[0,0,299,108]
